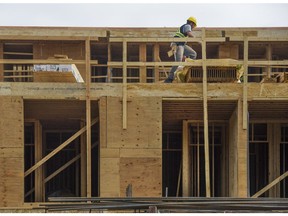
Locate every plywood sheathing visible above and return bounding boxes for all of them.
[1,83,288,100]
[100,96,162,197]
[0,96,23,207]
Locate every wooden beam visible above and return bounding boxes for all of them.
[123,39,127,129]
[107,41,111,82]
[0,42,3,81]
[109,37,225,43]
[80,121,87,197]
[0,35,99,41]
[85,37,92,198]
[24,118,98,177]
[266,44,272,78]
[45,155,81,184]
[0,59,98,65]
[139,43,147,83]
[202,28,211,197]
[243,37,248,130]
[252,171,288,198]
[107,59,288,67]
[153,43,160,82]
[182,120,189,196]
[34,120,44,202]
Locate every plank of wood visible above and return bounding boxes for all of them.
[243,37,248,130]
[122,39,127,129]
[153,43,160,82]
[0,59,97,65]
[182,120,189,197]
[139,43,147,83]
[24,118,98,177]
[202,28,211,197]
[252,171,288,198]
[85,37,92,198]
[34,120,44,202]
[80,121,87,197]
[99,97,107,148]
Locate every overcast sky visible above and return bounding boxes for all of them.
[0,3,287,28]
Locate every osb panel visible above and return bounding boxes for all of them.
[0,97,23,207]
[0,97,23,148]
[119,158,162,197]
[120,149,161,158]
[0,158,23,207]
[100,148,119,158]
[100,158,120,197]
[0,147,22,158]
[106,97,161,149]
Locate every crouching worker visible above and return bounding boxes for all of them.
[164,16,197,83]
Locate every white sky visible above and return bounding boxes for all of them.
[0,1,287,28]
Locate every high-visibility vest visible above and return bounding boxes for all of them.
[174,24,188,38]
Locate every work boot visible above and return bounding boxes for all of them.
[164,78,173,83]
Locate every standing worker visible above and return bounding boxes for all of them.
[164,17,197,83]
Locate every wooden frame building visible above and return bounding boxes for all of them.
[0,26,288,209]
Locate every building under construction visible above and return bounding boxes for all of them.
[0,26,288,212]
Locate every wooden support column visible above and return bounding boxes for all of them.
[266,44,272,78]
[122,39,127,129]
[201,28,211,197]
[243,37,248,130]
[80,121,87,197]
[237,99,248,197]
[85,37,92,197]
[153,43,160,82]
[139,43,146,83]
[34,120,44,202]
[0,42,3,81]
[107,41,111,82]
[182,120,189,196]
[268,123,281,197]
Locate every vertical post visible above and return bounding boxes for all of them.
[266,44,272,78]
[122,39,127,129]
[139,43,147,83]
[182,120,189,196]
[80,120,87,197]
[153,43,160,82]
[202,28,211,197]
[0,42,3,81]
[243,37,248,130]
[85,37,92,197]
[34,120,44,202]
[107,41,111,82]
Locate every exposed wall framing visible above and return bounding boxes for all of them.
[0,26,288,209]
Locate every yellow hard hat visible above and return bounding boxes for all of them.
[187,16,197,27]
